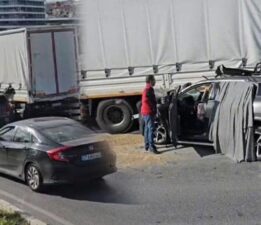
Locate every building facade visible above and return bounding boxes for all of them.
[46,0,76,18]
[0,0,46,28]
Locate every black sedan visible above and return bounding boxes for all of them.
[0,117,117,192]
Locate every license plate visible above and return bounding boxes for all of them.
[81,152,102,161]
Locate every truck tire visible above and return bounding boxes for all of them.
[96,99,133,134]
[23,104,32,119]
[136,101,144,135]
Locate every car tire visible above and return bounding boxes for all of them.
[25,163,43,192]
[96,99,133,134]
[255,134,261,160]
[154,124,170,145]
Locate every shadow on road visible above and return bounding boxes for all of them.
[0,172,138,205]
[156,144,215,157]
[157,145,183,154]
[193,146,216,157]
[0,172,25,185]
[43,178,138,205]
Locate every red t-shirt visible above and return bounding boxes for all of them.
[141,84,157,116]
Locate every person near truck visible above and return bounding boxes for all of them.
[0,95,13,127]
[141,75,159,154]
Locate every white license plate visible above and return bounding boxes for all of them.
[81,152,102,161]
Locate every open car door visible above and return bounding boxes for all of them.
[172,82,220,146]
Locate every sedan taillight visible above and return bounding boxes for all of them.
[47,147,71,162]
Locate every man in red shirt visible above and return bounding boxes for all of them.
[141,75,159,154]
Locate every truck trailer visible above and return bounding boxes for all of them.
[0,26,80,120]
[79,0,261,134]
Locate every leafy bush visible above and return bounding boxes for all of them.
[0,210,29,225]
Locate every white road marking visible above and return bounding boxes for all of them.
[0,189,76,225]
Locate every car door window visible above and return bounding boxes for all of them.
[209,83,220,100]
[31,135,39,144]
[179,83,213,104]
[13,128,32,143]
[0,127,15,142]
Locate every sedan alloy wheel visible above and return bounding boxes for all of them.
[25,164,43,192]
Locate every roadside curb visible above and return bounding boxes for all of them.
[0,199,47,225]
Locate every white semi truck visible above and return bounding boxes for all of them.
[78,0,261,134]
[0,26,80,119]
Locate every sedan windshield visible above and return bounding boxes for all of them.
[40,124,93,143]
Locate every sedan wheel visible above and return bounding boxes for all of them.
[25,164,43,192]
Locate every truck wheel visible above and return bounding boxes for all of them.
[23,104,32,119]
[96,99,133,133]
[136,101,144,135]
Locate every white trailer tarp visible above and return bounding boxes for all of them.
[0,27,79,102]
[0,29,30,92]
[30,30,78,96]
[30,32,57,96]
[80,0,261,78]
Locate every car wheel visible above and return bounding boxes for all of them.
[25,163,43,192]
[154,124,169,145]
[255,135,261,160]
[96,99,133,134]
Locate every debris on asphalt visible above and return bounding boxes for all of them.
[104,134,174,169]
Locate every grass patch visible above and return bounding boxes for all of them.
[0,210,29,225]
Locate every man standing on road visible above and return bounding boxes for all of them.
[141,75,159,154]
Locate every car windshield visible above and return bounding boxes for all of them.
[40,123,93,143]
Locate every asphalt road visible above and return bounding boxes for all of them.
[0,146,260,225]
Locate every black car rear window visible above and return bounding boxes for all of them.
[40,124,93,143]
